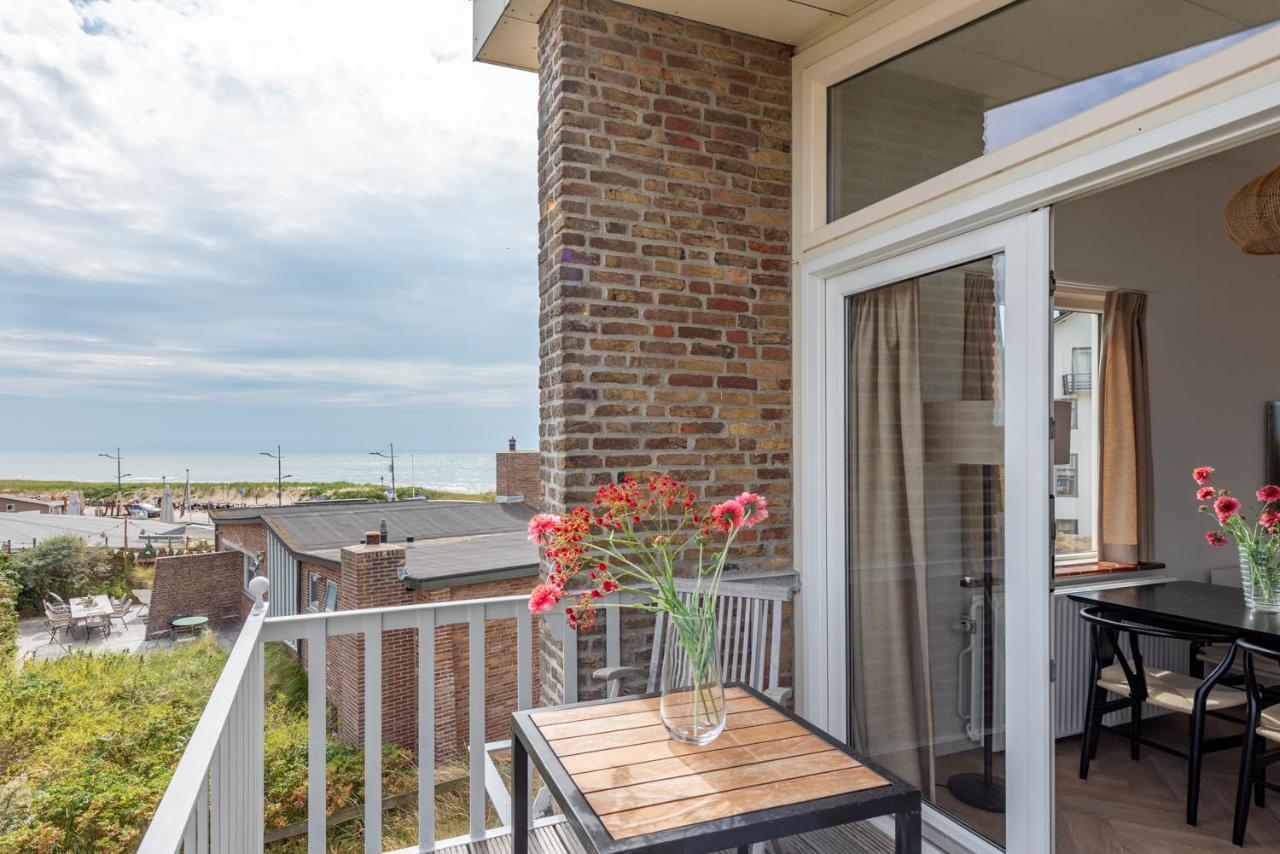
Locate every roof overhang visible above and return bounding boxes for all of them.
[473,0,877,72]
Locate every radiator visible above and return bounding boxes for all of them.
[1052,585,1185,738]
[960,592,1005,751]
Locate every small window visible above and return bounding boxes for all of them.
[323,581,338,612]
[308,573,322,611]
[242,552,257,590]
[1055,453,1079,497]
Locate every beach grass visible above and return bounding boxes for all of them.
[0,479,494,503]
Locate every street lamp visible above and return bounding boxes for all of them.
[97,448,131,516]
[259,445,290,507]
[370,443,397,501]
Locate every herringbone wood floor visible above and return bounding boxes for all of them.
[1056,715,1280,853]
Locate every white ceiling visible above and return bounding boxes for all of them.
[472,0,881,71]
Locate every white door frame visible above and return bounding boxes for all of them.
[800,211,1052,853]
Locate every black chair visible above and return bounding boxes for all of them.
[1078,605,1246,826]
[1231,639,1280,846]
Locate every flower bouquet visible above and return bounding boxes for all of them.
[526,474,768,744]
[1195,466,1280,612]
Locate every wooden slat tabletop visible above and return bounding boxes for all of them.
[527,686,890,841]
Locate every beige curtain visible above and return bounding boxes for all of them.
[1099,291,1154,564]
[962,274,999,580]
[849,279,935,795]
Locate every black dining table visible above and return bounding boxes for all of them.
[1068,580,1280,645]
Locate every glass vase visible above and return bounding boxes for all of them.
[659,611,726,745]
[1241,545,1280,614]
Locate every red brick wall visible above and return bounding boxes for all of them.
[535,0,793,703]
[323,543,540,760]
[147,550,244,636]
[496,450,541,508]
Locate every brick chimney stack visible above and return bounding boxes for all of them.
[495,438,540,508]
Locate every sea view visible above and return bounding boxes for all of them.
[0,449,497,494]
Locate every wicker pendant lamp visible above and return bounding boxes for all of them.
[1223,164,1280,255]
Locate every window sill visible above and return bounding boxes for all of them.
[1053,560,1166,582]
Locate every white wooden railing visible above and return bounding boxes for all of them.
[138,576,271,854]
[137,579,579,854]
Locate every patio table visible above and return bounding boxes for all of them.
[69,595,113,641]
[171,615,209,632]
[512,683,920,854]
[69,595,112,622]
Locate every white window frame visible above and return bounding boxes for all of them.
[793,28,1280,854]
[791,0,1280,260]
[797,210,1053,854]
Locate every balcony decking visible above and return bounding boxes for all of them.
[438,821,893,853]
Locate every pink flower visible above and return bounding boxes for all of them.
[1206,531,1227,547]
[736,491,769,528]
[1193,466,1215,485]
[528,582,563,614]
[711,498,746,530]
[1196,486,1217,502]
[1258,485,1280,503]
[1263,510,1280,529]
[526,513,562,545]
[1215,495,1241,523]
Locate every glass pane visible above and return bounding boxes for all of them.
[1054,311,1099,557]
[847,257,1007,845]
[827,0,1280,221]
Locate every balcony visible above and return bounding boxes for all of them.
[136,576,833,854]
[1061,372,1092,395]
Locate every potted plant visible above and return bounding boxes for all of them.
[1195,466,1280,612]
[526,474,767,745]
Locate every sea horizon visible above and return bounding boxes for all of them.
[0,449,498,493]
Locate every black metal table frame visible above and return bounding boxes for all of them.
[512,683,922,854]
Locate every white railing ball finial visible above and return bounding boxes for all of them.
[248,576,270,614]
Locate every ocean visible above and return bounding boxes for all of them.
[0,450,497,494]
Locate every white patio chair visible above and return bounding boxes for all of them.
[109,596,133,630]
[593,576,797,704]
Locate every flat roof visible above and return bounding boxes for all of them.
[0,494,61,507]
[307,529,540,589]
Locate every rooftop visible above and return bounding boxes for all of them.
[0,494,62,507]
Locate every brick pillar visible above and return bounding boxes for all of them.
[331,542,416,747]
[536,0,793,704]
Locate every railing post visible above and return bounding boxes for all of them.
[306,621,327,854]
[363,612,383,854]
[417,608,437,852]
[468,604,485,840]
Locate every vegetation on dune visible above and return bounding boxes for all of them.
[0,480,493,504]
[0,637,488,852]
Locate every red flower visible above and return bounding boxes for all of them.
[1196,486,1217,502]
[528,582,563,614]
[1263,510,1280,529]
[1215,495,1241,523]
[1206,531,1227,547]
[1193,466,1215,485]
[526,513,562,545]
[1258,485,1280,503]
[711,499,746,530]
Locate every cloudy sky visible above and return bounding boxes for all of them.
[0,0,539,455]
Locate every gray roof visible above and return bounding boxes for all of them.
[308,529,539,588]
[0,494,62,507]
[0,512,194,551]
[257,501,535,553]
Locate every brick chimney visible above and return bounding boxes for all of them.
[495,438,540,508]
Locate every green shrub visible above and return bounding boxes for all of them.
[8,535,125,610]
[0,561,17,678]
[0,638,227,852]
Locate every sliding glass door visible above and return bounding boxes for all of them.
[821,212,1053,852]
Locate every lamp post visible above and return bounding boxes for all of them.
[97,448,131,517]
[259,445,289,506]
[370,443,397,501]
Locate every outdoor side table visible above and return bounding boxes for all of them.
[171,615,209,634]
[512,684,921,854]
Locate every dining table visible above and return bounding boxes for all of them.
[69,595,113,640]
[1068,580,1280,646]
